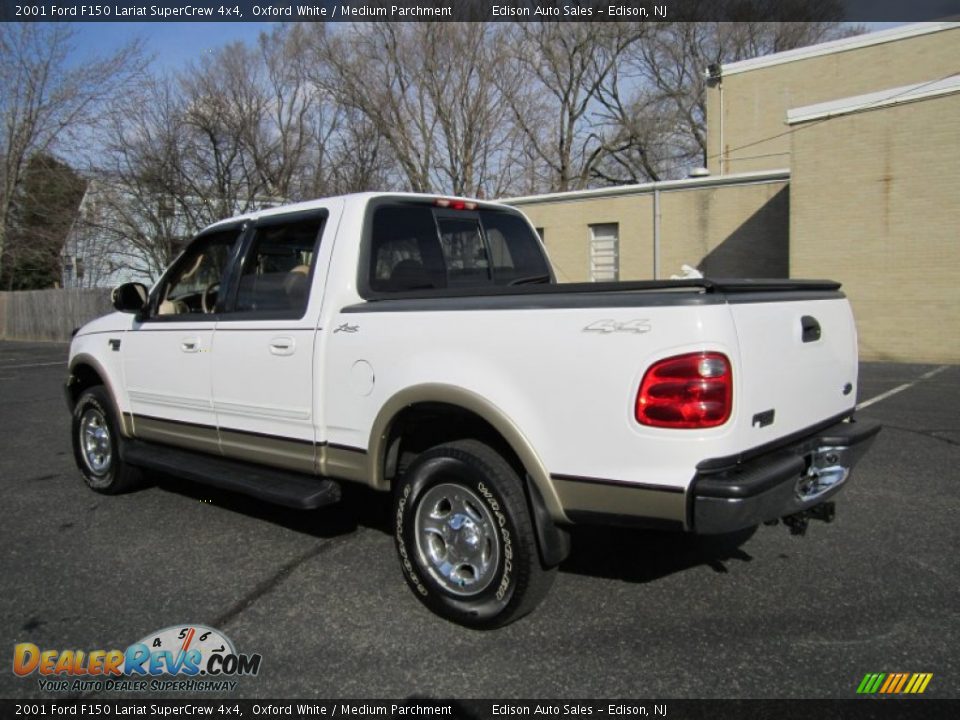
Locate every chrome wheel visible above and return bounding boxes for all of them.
[414,482,500,596]
[79,407,112,476]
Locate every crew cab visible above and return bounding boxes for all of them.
[66,193,880,627]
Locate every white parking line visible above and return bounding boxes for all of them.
[857,365,950,410]
[0,361,67,370]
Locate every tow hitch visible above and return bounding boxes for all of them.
[765,501,836,536]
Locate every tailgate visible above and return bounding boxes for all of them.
[728,294,859,448]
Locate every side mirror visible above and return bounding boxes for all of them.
[111,282,148,314]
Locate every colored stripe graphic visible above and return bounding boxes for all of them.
[879,674,896,693]
[857,673,932,694]
[857,673,885,694]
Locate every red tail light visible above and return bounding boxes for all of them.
[636,352,732,429]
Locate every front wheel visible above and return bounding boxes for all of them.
[71,386,143,494]
[393,440,555,628]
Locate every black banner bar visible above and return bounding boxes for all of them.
[1,0,959,23]
[2,700,960,720]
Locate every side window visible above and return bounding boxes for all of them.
[155,230,239,317]
[233,216,323,317]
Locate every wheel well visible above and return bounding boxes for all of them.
[67,363,105,408]
[381,401,572,568]
[382,402,526,484]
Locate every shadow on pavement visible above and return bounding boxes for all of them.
[149,471,392,540]
[561,523,757,584]
[151,470,756,586]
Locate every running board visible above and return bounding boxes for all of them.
[121,439,341,510]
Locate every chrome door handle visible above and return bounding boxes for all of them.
[269,337,295,356]
[181,337,200,353]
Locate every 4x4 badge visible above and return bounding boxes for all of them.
[583,319,651,334]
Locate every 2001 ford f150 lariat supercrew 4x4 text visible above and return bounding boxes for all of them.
[66,193,880,627]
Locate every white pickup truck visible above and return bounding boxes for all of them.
[66,192,879,627]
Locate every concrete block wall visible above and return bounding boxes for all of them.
[510,176,789,283]
[706,26,960,175]
[790,93,960,363]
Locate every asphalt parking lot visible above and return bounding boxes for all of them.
[0,340,957,700]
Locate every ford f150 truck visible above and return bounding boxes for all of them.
[66,192,880,627]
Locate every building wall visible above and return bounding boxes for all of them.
[790,92,960,363]
[659,182,788,279]
[513,194,654,282]
[706,26,960,175]
[508,175,789,282]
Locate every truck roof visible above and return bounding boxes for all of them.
[201,192,511,234]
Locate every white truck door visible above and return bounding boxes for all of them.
[210,209,332,474]
[121,227,242,454]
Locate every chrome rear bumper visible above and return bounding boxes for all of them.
[690,418,881,534]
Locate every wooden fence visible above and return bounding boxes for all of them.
[0,288,114,342]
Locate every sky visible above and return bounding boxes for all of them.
[69,22,275,73]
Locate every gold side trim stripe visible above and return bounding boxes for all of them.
[126,414,369,482]
[552,477,686,523]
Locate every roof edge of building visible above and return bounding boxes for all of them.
[787,73,960,124]
[501,169,790,206]
[718,22,959,78]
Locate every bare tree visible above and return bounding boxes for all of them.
[0,24,144,280]
[90,75,199,281]
[312,24,431,193]
[629,17,855,170]
[224,24,324,202]
[312,109,395,196]
[416,23,526,197]
[591,36,685,184]
[313,23,520,197]
[87,24,347,282]
[499,22,646,193]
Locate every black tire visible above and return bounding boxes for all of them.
[393,439,556,628]
[71,385,143,494]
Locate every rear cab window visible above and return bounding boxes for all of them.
[362,200,551,296]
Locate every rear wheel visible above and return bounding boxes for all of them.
[71,386,142,494]
[393,439,555,628]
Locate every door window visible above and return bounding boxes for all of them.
[231,215,324,318]
[154,230,240,317]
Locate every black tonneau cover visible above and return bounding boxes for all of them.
[343,278,844,313]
